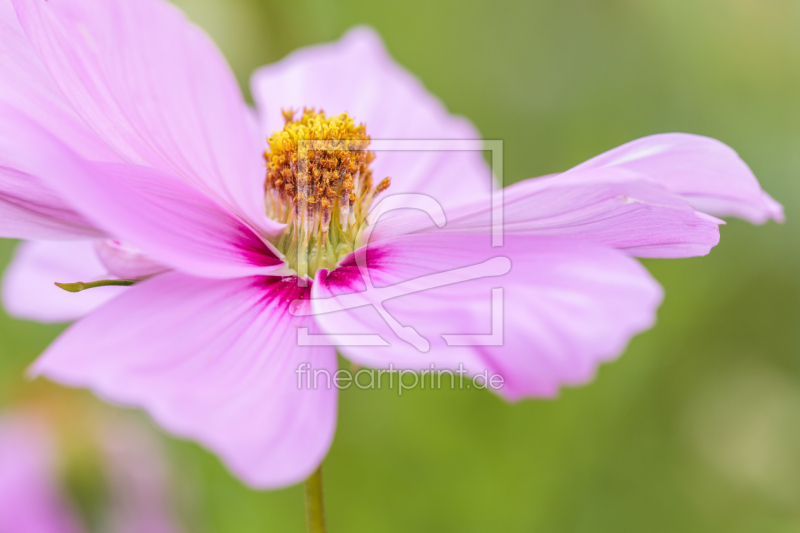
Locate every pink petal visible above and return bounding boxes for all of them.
[0,413,83,533]
[311,233,662,399]
[370,168,722,259]
[0,109,285,279]
[0,0,119,162]
[251,26,493,210]
[0,165,104,240]
[568,133,784,224]
[11,0,281,238]
[94,240,169,280]
[32,273,338,489]
[2,240,126,324]
[0,1,119,240]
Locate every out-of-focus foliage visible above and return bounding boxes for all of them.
[2,0,798,531]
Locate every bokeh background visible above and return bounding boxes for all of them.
[2,0,799,531]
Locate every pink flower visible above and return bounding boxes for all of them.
[0,411,182,533]
[0,0,782,488]
[0,414,82,533]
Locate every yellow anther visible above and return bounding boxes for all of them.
[375,177,391,195]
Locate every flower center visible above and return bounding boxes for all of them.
[264,109,390,278]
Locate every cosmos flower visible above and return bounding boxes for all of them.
[0,410,182,533]
[0,0,782,488]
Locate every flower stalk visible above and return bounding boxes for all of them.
[304,465,327,533]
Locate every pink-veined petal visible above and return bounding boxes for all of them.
[0,108,285,279]
[251,26,493,210]
[0,413,83,533]
[0,0,119,162]
[32,273,338,489]
[369,168,722,259]
[11,0,281,238]
[0,165,103,240]
[568,133,784,223]
[2,240,127,324]
[311,233,662,399]
[0,1,119,240]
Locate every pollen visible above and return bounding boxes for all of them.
[264,108,391,278]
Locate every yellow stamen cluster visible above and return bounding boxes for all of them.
[264,109,391,277]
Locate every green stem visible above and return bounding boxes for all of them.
[54,279,138,293]
[304,465,327,533]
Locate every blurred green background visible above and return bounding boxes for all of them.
[2,0,799,531]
